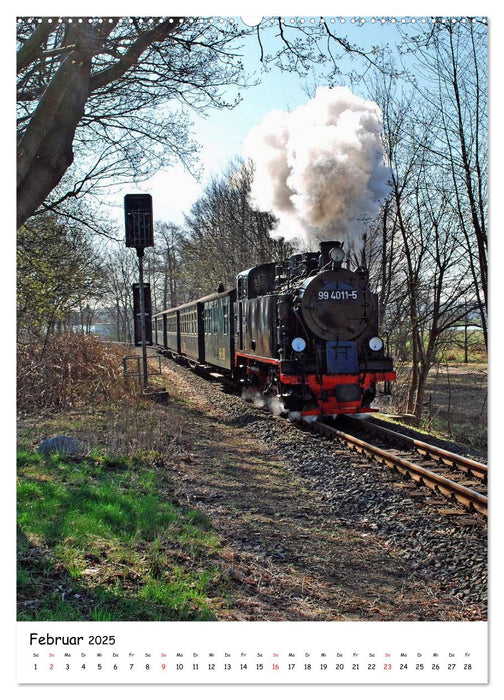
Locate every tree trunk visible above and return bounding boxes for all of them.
[17,49,91,227]
[414,364,431,420]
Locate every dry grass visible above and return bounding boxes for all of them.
[374,361,487,451]
[17,334,133,415]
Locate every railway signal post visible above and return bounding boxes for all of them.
[124,193,154,388]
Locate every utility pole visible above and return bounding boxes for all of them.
[464,299,469,365]
[137,249,148,386]
[124,194,154,388]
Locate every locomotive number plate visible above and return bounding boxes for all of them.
[318,290,358,300]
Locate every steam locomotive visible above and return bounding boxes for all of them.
[153,241,395,417]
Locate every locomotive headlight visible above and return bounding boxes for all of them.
[329,246,345,263]
[291,337,307,352]
[369,336,383,352]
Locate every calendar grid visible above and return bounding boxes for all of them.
[17,620,488,684]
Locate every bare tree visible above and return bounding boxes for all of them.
[367,61,481,419]
[101,245,138,343]
[145,222,184,311]
[181,159,292,296]
[397,19,488,347]
[17,17,253,227]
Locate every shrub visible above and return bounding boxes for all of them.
[17,333,131,414]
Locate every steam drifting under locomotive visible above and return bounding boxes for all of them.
[153,241,395,417]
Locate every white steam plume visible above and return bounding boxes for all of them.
[243,86,391,249]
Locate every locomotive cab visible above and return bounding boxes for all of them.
[235,263,277,360]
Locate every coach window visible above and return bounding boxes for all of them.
[223,303,229,335]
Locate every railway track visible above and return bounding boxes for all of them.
[314,416,488,519]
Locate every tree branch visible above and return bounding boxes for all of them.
[17,18,59,72]
[88,18,185,93]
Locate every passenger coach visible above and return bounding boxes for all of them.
[153,287,236,373]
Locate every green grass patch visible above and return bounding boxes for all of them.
[17,450,222,621]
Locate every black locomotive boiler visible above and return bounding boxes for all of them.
[153,241,395,417]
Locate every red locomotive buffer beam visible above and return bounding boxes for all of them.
[235,352,396,416]
[280,370,397,416]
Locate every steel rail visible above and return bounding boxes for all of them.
[317,422,488,517]
[342,417,488,482]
